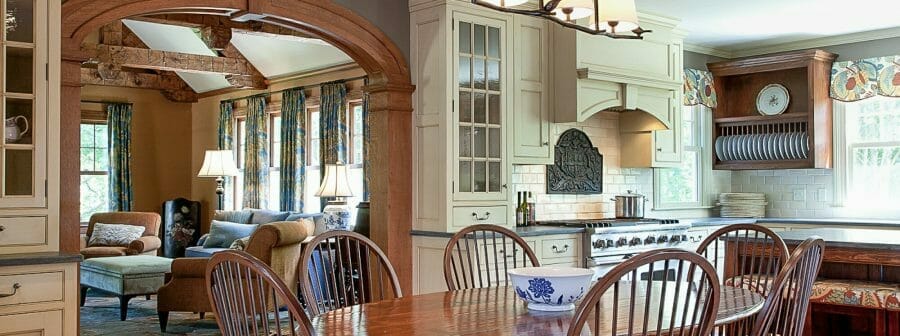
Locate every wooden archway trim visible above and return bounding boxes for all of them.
[59,0,414,292]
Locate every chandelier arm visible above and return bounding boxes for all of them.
[470,0,649,39]
[471,0,553,17]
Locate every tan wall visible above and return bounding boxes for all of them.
[191,66,367,233]
[81,85,193,216]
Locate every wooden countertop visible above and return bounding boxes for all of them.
[0,252,83,267]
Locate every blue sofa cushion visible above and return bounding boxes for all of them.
[248,209,290,224]
[213,210,253,224]
[202,220,258,248]
[185,246,229,258]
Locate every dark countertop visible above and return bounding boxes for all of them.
[0,252,83,267]
[411,225,585,238]
[774,228,900,251]
[685,217,900,228]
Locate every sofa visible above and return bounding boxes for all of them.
[156,219,314,332]
[80,212,163,259]
[184,208,325,258]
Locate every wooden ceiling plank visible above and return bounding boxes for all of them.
[81,67,199,103]
[84,43,256,76]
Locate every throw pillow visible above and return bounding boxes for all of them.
[203,220,259,248]
[286,213,325,234]
[88,223,145,247]
[213,210,254,224]
[248,209,290,224]
[228,236,252,251]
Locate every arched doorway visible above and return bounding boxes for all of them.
[60,0,414,291]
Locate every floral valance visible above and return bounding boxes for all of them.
[683,69,718,108]
[830,55,900,102]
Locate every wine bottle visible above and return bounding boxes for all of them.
[526,191,535,225]
[515,192,526,227]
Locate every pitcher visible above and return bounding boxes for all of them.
[5,116,28,143]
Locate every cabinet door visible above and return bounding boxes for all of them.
[0,310,63,335]
[511,16,551,164]
[0,0,46,208]
[453,13,509,201]
[652,100,682,167]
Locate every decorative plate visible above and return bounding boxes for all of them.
[756,84,790,116]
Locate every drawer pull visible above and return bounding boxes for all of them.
[471,212,491,221]
[0,225,4,232]
[499,248,519,259]
[0,283,20,298]
[552,245,570,254]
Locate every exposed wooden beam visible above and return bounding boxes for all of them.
[81,67,198,102]
[99,21,148,48]
[84,43,255,76]
[129,14,321,43]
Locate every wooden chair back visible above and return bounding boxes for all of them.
[443,224,540,291]
[696,224,789,296]
[568,249,721,336]
[205,250,314,336]
[299,230,402,316]
[750,237,825,336]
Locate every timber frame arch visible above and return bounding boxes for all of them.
[60,0,414,291]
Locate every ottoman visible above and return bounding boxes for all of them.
[80,255,173,321]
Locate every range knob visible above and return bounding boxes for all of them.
[616,237,628,247]
[644,236,656,244]
[658,235,669,243]
[593,239,606,249]
[606,239,615,247]
[630,237,643,246]
[671,235,682,243]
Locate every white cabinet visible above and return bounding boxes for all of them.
[411,1,514,232]
[510,15,552,165]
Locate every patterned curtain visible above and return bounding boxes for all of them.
[243,95,269,209]
[830,55,900,102]
[362,79,371,201]
[107,103,133,211]
[279,88,306,212]
[320,82,348,165]
[683,69,718,108]
[217,101,234,209]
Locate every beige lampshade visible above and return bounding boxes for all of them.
[596,0,639,32]
[198,150,240,177]
[553,0,594,21]
[316,163,354,198]
[480,0,528,7]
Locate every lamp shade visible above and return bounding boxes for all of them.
[480,0,528,7]
[198,150,240,177]
[553,0,594,21]
[596,0,640,32]
[316,163,354,198]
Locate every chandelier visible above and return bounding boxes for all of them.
[471,0,649,39]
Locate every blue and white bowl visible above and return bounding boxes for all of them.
[508,267,594,312]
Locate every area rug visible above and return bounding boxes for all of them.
[80,291,220,335]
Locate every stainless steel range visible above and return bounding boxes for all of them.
[538,218,692,281]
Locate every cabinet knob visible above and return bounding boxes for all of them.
[0,225,4,232]
[502,184,508,189]
[542,142,549,146]
[0,283,20,298]
[656,148,663,152]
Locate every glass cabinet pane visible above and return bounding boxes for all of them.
[488,94,500,125]
[488,162,501,192]
[459,126,471,157]
[5,46,33,94]
[473,58,485,90]
[474,161,485,192]
[458,57,471,88]
[487,60,500,91]
[5,97,31,144]
[459,22,471,54]
[459,162,471,192]
[474,92,485,123]
[459,91,471,123]
[5,0,34,43]
[488,27,500,58]
[489,128,500,158]
[473,24,485,56]
[473,127,485,158]
[5,149,32,195]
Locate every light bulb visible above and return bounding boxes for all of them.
[480,0,529,7]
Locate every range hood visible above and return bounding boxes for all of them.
[550,13,684,131]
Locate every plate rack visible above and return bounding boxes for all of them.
[707,49,837,170]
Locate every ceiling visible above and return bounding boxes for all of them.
[636,0,900,56]
[121,19,353,93]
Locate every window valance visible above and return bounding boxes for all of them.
[830,55,900,102]
[683,69,718,108]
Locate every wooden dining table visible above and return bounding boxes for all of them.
[311,284,765,335]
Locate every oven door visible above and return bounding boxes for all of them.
[585,254,632,282]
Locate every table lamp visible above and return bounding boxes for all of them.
[316,162,354,231]
[198,150,240,210]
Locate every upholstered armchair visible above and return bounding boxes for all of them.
[80,212,163,259]
[156,220,314,332]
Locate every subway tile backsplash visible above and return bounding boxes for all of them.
[730,169,835,218]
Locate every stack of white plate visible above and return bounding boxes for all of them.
[714,132,809,162]
[718,193,767,218]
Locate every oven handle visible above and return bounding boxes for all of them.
[585,254,633,267]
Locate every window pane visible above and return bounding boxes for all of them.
[353,136,363,164]
[95,124,109,148]
[80,174,109,222]
[849,96,900,142]
[272,142,281,167]
[353,105,364,135]
[268,170,281,211]
[95,148,109,171]
[310,140,320,166]
[848,146,900,205]
[309,111,320,139]
[80,124,94,147]
[306,169,322,213]
[658,150,699,204]
[80,148,94,171]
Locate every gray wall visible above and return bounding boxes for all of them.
[818,36,900,61]
[334,0,411,63]
[684,50,725,70]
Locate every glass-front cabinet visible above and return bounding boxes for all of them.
[0,0,46,207]
[454,13,507,201]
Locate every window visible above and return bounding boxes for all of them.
[840,96,900,208]
[306,108,322,213]
[654,105,706,208]
[80,123,109,222]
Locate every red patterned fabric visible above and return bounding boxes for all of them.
[810,279,900,310]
